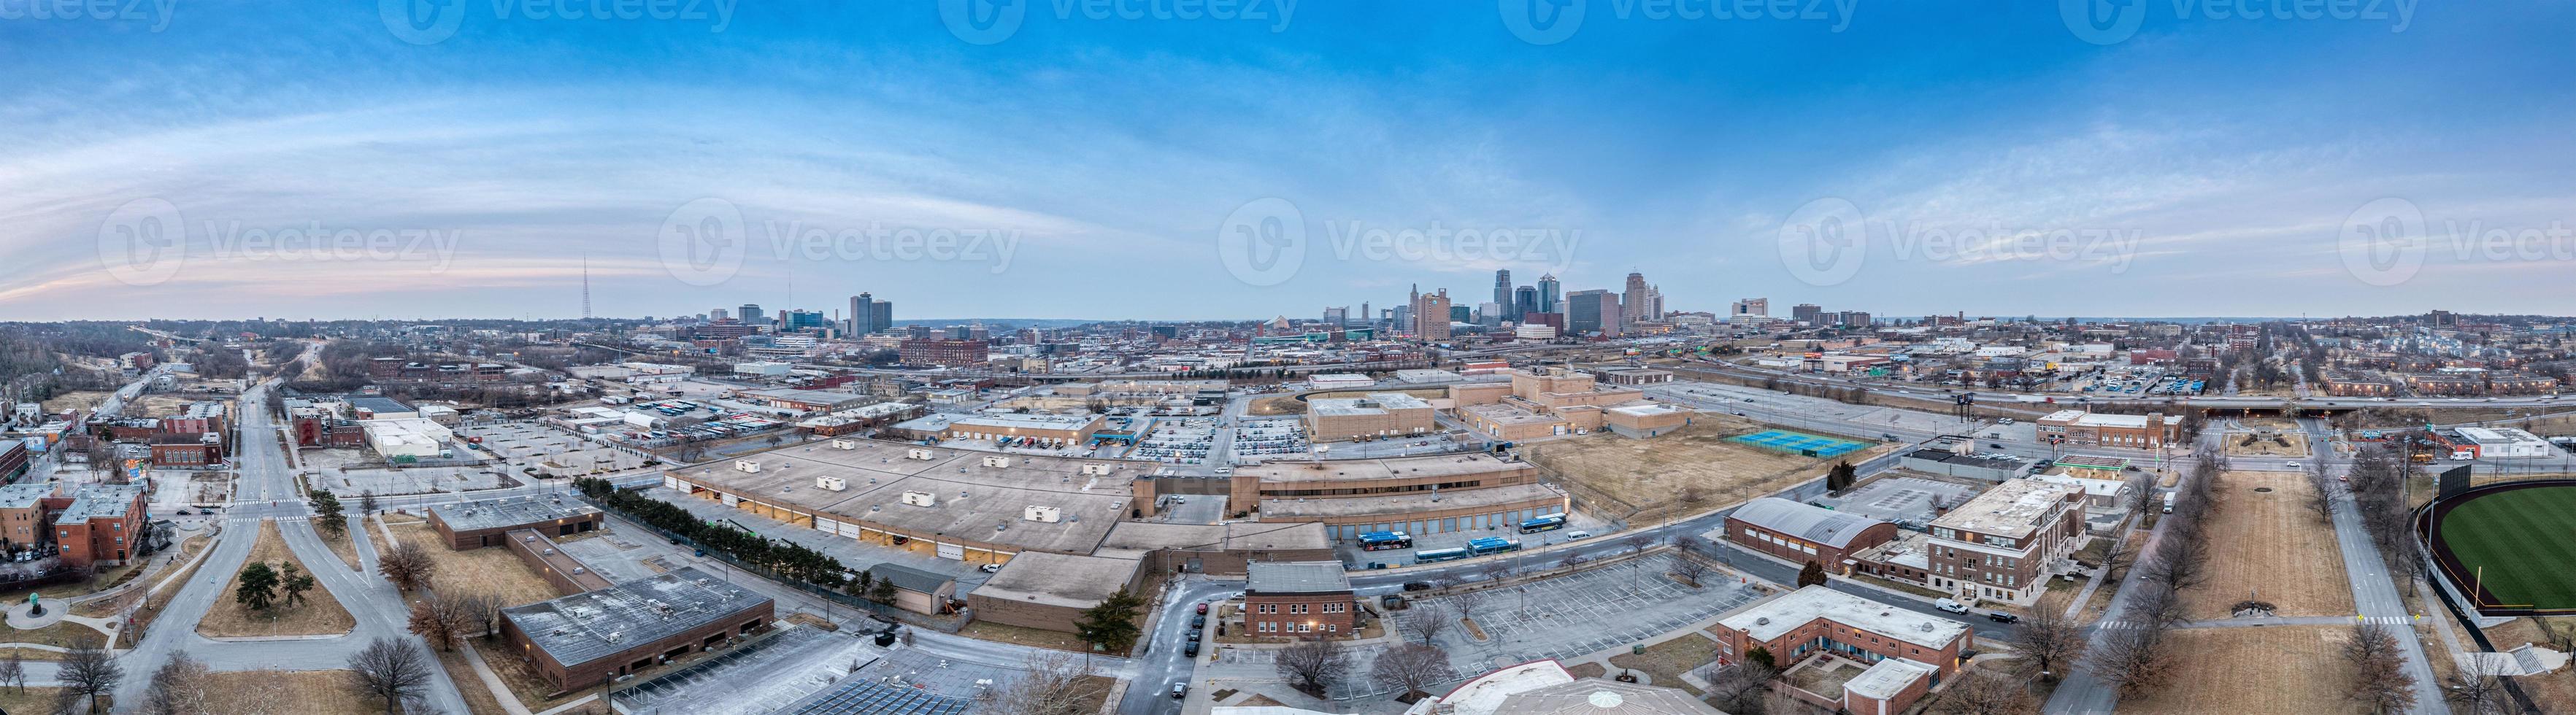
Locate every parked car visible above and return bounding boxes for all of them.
[1986,611,2020,623]
[979,563,1002,573]
[1183,641,1200,657]
[1191,615,1206,628]
[1196,602,1210,615]
[1936,599,1970,614]
[1402,581,1433,592]
[1188,629,1202,641]
[1172,683,1188,699]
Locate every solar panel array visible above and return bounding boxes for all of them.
[793,680,973,715]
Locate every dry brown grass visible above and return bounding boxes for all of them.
[2117,627,2364,714]
[2224,431,2310,457]
[434,644,515,715]
[958,621,1097,653]
[384,522,561,607]
[196,521,356,638]
[1605,635,1716,695]
[202,670,380,714]
[39,390,114,414]
[2188,471,2356,619]
[474,635,583,707]
[1564,662,1607,680]
[1526,418,1890,522]
[321,530,363,572]
[0,622,112,659]
[0,687,68,715]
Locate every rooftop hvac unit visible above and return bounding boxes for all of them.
[733,459,761,474]
[1080,463,1112,476]
[1023,506,1061,523]
[901,490,937,507]
[831,438,858,449]
[905,448,936,460]
[815,476,847,492]
[981,455,1010,468]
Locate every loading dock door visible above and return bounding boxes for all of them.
[937,542,964,560]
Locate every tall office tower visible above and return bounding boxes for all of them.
[1450,305,1472,323]
[1623,271,1650,322]
[738,304,764,325]
[1409,285,1453,342]
[1513,286,1539,322]
[1537,274,1562,314]
[1361,301,1372,328]
[1792,304,1823,325]
[1732,298,1769,317]
[1493,269,1512,311]
[1566,289,1623,335]
[847,293,893,335]
[1323,306,1347,326]
[710,308,730,321]
[1477,302,1504,327]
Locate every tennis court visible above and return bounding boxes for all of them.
[1729,430,1867,457]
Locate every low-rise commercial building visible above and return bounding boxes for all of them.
[498,566,774,692]
[1720,497,1899,574]
[1304,393,1435,441]
[1092,521,1334,575]
[1916,479,2084,605]
[942,413,1105,447]
[51,484,150,568]
[2034,409,2180,450]
[1244,561,1357,637]
[428,498,604,550]
[1218,453,1566,540]
[966,552,1145,633]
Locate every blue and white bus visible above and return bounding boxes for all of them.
[1413,547,1472,564]
[1358,531,1414,552]
[1518,514,1568,534]
[1466,537,1521,556]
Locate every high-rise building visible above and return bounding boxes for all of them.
[1493,269,1512,311]
[737,304,764,326]
[1512,286,1539,322]
[1537,274,1561,314]
[1450,305,1472,324]
[1566,290,1622,336]
[1793,304,1823,325]
[1731,298,1769,317]
[847,293,893,335]
[1476,302,1504,327]
[1323,306,1347,326]
[782,309,830,331]
[1409,285,1453,342]
[710,308,730,321]
[1361,301,1372,328]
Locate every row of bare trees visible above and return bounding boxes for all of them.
[2089,451,2223,697]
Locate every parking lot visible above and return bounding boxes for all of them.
[1128,417,1216,464]
[1227,419,1310,461]
[615,625,882,715]
[1358,554,1761,700]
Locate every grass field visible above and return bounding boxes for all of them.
[197,521,356,638]
[2439,485,2576,609]
[2223,431,2309,457]
[2117,626,2364,714]
[2188,471,2353,619]
[1523,417,1887,523]
[385,522,564,607]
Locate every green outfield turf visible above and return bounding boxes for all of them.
[2439,487,2576,609]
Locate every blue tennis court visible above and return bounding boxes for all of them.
[1731,430,1867,457]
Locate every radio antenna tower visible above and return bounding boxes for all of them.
[580,252,593,320]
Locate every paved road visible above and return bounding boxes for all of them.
[1123,579,1236,715]
[2305,417,2450,714]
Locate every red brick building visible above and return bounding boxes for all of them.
[898,339,988,368]
[148,433,223,467]
[46,484,151,568]
[1711,586,1972,714]
[1244,561,1356,638]
[1722,497,1899,574]
[498,566,773,692]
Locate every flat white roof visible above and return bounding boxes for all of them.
[1719,586,1969,652]
[1844,657,1939,700]
[1928,479,2074,538]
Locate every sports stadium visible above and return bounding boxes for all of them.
[2420,477,2576,616]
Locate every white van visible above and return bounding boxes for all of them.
[1564,530,1592,540]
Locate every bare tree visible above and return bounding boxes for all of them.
[1446,590,1486,624]
[407,592,474,652]
[1623,534,1653,555]
[61,644,125,714]
[2096,532,2137,584]
[0,653,21,693]
[1398,603,1452,645]
[145,649,212,715]
[2012,594,2086,680]
[2303,462,2339,522]
[1945,670,2039,715]
[1702,662,1779,714]
[380,541,436,592]
[347,637,432,714]
[1670,552,1710,587]
[2090,625,2174,697]
[983,652,1110,715]
[2344,624,2415,714]
[1274,635,1347,697]
[1368,642,1458,703]
[2445,661,2511,715]
[456,592,501,641]
[2137,534,2210,595]
[1477,560,1515,584]
[1557,550,1588,571]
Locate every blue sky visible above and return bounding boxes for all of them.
[2,1,2570,322]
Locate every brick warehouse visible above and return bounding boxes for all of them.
[498,566,773,692]
[1719,497,1899,575]
[428,497,604,550]
[1244,561,1358,638]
